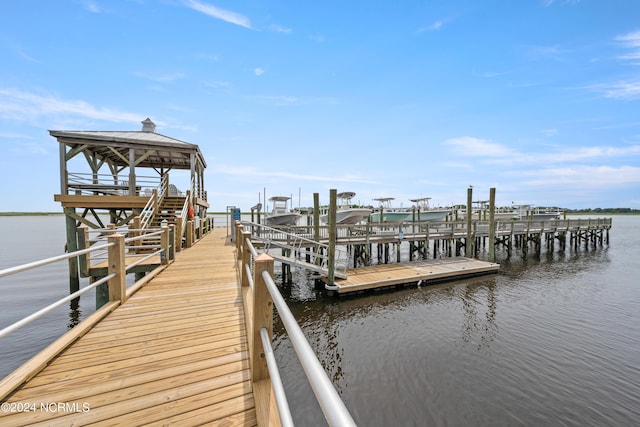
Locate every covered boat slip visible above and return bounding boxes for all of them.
[0,228,278,426]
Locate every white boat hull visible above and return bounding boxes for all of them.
[415,210,450,222]
[320,208,372,225]
[265,213,300,226]
[370,211,411,223]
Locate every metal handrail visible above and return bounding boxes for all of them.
[0,241,115,339]
[241,221,348,276]
[261,269,357,426]
[260,327,294,427]
[0,226,172,340]
[239,228,356,425]
[0,272,115,339]
[0,243,109,279]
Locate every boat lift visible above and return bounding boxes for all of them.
[241,221,348,280]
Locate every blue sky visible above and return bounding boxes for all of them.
[1,0,639,212]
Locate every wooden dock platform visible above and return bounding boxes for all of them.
[0,228,275,426]
[328,257,500,294]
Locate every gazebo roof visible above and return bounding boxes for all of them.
[50,121,206,170]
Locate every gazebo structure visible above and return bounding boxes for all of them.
[52,118,208,292]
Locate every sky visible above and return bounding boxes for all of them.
[1,0,639,212]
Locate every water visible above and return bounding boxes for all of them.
[273,216,640,426]
[1,215,639,426]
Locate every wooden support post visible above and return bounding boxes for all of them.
[169,225,175,261]
[161,224,169,265]
[236,222,243,261]
[107,233,126,305]
[241,231,252,288]
[186,220,194,248]
[132,215,141,254]
[175,220,183,253]
[96,224,116,308]
[64,207,80,297]
[77,225,90,278]
[466,187,473,258]
[252,254,274,382]
[327,189,337,286]
[489,188,496,262]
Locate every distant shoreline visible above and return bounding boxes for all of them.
[1,210,638,217]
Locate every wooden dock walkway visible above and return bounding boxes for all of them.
[0,228,273,426]
[328,257,500,294]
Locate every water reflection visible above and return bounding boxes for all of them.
[460,279,498,351]
[67,299,82,329]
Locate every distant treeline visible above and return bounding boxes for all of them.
[566,208,640,214]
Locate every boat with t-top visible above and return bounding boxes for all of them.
[264,196,301,226]
[409,197,450,222]
[370,197,411,223]
[320,192,372,225]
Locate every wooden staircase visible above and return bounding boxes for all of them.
[151,195,187,228]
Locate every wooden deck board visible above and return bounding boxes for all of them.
[0,228,268,426]
[331,257,500,293]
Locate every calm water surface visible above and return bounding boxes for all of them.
[273,216,640,426]
[1,215,639,426]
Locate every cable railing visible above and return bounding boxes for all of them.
[235,222,357,426]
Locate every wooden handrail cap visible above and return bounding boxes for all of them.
[255,253,274,262]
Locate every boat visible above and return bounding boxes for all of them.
[264,196,301,226]
[320,192,372,225]
[370,198,411,223]
[409,197,450,222]
[515,205,563,220]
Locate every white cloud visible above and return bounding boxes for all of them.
[0,87,142,124]
[254,68,265,76]
[309,34,326,43]
[184,0,252,29]
[418,20,446,33]
[521,44,569,62]
[204,81,230,88]
[84,1,103,13]
[541,0,581,7]
[523,165,640,187]
[587,80,640,100]
[444,135,640,167]
[444,136,515,157]
[215,165,378,184]
[616,30,640,65]
[133,71,186,82]
[269,24,292,34]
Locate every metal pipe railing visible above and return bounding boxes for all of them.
[0,272,115,339]
[260,327,294,427]
[0,243,109,279]
[261,269,357,427]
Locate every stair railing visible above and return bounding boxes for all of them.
[140,174,169,230]
[177,176,196,243]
